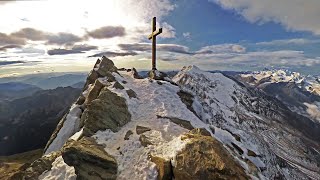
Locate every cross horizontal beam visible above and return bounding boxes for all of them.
[148,28,163,40]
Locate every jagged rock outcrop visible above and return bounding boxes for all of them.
[83,56,116,91]
[96,56,117,76]
[62,137,117,180]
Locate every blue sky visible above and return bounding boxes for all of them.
[162,0,314,49]
[0,0,319,76]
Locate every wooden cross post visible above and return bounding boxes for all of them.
[148,17,162,70]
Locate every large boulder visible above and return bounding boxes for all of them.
[62,137,117,180]
[80,87,131,136]
[173,131,249,180]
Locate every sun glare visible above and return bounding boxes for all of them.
[0,0,145,36]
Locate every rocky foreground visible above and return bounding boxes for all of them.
[7,56,320,180]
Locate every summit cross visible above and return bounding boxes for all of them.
[148,17,162,70]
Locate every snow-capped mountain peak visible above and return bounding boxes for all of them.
[241,69,320,96]
[10,57,320,180]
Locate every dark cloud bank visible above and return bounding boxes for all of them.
[0,26,127,54]
[0,60,25,66]
[47,44,98,55]
[86,26,126,39]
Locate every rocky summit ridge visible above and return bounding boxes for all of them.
[8,56,320,180]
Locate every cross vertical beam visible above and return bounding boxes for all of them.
[152,17,156,70]
[148,17,162,70]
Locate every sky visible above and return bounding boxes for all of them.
[0,0,320,77]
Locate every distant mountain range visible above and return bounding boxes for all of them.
[0,73,85,156]
[0,73,87,89]
[0,82,41,101]
[0,86,81,156]
[233,69,320,124]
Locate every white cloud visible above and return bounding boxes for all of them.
[118,43,191,54]
[115,42,320,71]
[182,32,191,39]
[196,44,246,54]
[256,38,320,46]
[160,22,176,38]
[144,43,320,72]
[193,49,320,67]
[210,0,320,35]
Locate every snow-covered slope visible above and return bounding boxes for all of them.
[92,71,209,179]
[173,66,320,179]
[9,58,320,180]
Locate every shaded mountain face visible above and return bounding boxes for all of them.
[0,82,41,101]
[0,86,81,156]
[9,57,320,180]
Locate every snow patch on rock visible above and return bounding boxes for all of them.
[38,156,76,180]
[304,102,320,122]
